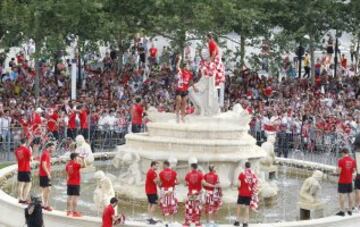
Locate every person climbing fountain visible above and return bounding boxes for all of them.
[234,161,259,227]
[66,152,86,217]
[336,148,356,216]
[159,160,178,226]
[15,138,32,204]
[175,56,197,123]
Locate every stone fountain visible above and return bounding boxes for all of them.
[112,76,276,202]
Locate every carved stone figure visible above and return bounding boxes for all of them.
[188,75,220,116]
[260,135,276,168]
[112,151,142,185]
[75,135,94,166]
[93,170,115,213]
[299,170,323,204]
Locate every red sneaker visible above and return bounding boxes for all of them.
[72,211,82,217]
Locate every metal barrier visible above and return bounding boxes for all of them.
[249,127,355,165]
[0,124,129,161]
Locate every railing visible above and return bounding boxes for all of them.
[249,128,355,165]
[0,124,129,161]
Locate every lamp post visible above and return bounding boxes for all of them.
[334,30,339,78]
[297,43,305,78]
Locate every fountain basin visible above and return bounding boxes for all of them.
[0,153,359,227]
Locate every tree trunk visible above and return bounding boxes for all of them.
[355,34,360,75]
[178,30,186,59]
[77,44,82,89]
[309,35,315,82]
[240,34,246,70]
[35,59,40,106]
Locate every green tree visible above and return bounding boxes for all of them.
[266,0,347,79]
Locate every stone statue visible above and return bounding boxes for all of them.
[188,74,220,116]
[299,170,323,204]
[93,170,115,213]
[168,156,178,169]
[260,135,276,168]
[112,151,142,185]
[75,135,94,166]
[258,178,278,199]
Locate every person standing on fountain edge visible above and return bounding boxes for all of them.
[131,97,144,133]
[175,56,197,123]
[235,161,258,227]
[336,148,356,216]
[15,138,33,204]
[159,160,178,227]
[102,197,125,227]
[39,142,55,211]
[204,165,222,225]
[184,163,216,227]
[66,152,86,217]
[145,161,159,225]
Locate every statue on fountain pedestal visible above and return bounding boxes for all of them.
[75,135,94,167]
[112,151,142,185]
[260,134,277,175]
[299,170,323,205]
[93,170,115,213]
[188,33,225,117]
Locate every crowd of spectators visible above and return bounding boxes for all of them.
[0,36,359,158]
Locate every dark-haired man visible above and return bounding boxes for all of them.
[235,162,258,227]
[175,57,196,123]
[15,138,32,204]
[183,163,215,227]
[39,142,55,211]
[131,97,144,133]
[102,197,125,227]
[66,152,85,217]
[336,148,356,216]
[159,160,178,226]
[145,161,159,224]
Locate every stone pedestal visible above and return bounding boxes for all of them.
[298,202,324,220]
[260,165,278,180]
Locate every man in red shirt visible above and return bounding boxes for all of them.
[66,152,85,217]
[131,97,144,133]
[175,56,197,123]
[235,162,257,227]
[47,108,59,140]
[159,160,178,226]
[102,197,125,227]
[203,165,222,224]
[149,43,158,64]
[183,163,215,227]
[336,148,356,216]
[39,142,55,211]
[145,161,159,225]
[67,104,77,139]
[31,108,43,158]
[78,105,89,140]
[15,138,32,204]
